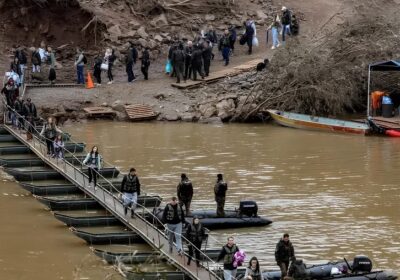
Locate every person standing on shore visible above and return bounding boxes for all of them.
[31,48,41,73]
[15,47,27,85]
[172,43,185,84]
[275,233,295,280]
[141,47,150,80]
[281,6,292,42]
[217,236,240,280]
[74,48,85,84]
[214,173,228,217]
[177,173,193,216]
[47,46,56,84]
[83,146,102,188]
[191,44,204,81]
[202,40,212,77]
[162,196,185,255]
[93,54,102,85]
[121,168,141,218]
[126,42,138,83]
[219,30,231,66]
[105,48,116,85]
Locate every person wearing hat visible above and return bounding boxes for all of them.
[177,173,193,216]
[185,216,206,266]
[214,173,228,217]
[281,6,292,42]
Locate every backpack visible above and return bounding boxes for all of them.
[82,55,87,64]
[293,261,307,279]
[215,181,227,196]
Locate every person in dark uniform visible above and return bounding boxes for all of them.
[202,40,212,77]
[22,98,37,141]
[162,197,185,254]
[184,41,193,81]
[171,43,185,83]
[275,233,295,280]
[177,173,194,216]
[185,216,206,266]
[121,168,141,218]
[93,54,102,85]
[217,236,239,280]
[214,173,227,217]
[288,258,308,280]
[191,44,204,81]
[141,47,150,80]
[13,96,24,129]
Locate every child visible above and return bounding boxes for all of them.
[53,134,64,159]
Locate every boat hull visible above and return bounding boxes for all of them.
[70,228,144,244]
[153,208,272,229]
[36,195,162,211]
[54,212,121,227]
[0,142,85,155]
[268,109,369,135]
[92,248,221,264]
[20,182,81,195]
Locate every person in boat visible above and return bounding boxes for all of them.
[177,173,193,216]
[22,98,37,141]
[83,146,102,188]
[53,134,65,159]
[185,216,206,266]
[217,236,240,280]
[214,173,228,217]
[162,196,185,255]
[245,256,264,280]
[40,117,60,156]
[275,233,295,280]
[121,168,141,218]
[287,258,308,280]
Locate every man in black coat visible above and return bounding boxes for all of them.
[126,42,138,82]
[191,44,204,81]
[184,41,194,81]
[275,233,296,280]
[281,6,292,42]
[202,40,213,77]
[214,173,228,217]
[141,47,150,80]
[171,43,185,83]
[177,173,193,215]
[121,168,141,218]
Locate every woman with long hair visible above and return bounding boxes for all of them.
[245,256,264,280]
[185,216,206,266]
[83,146,102,188]
[40,116,59,156]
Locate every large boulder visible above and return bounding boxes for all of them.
[154,34,163,42]
[256,10,268,20]
[137,26,149,39]
[129,19,141,29]
[199,103,217,118]
[111,100,125,113]
[150,13,168,27]
[216,99,236,120]
[108,25,122,36]
[205,14,216,21]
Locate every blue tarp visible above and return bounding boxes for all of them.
[369,60,400,71]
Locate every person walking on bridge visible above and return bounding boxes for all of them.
[275,233,295,280]
[40,117,60,156]
[177,173,193,216]
[214,173,228,217]
[121,168,141,218]
[217,236,240,280]
[185,216,206,266]
[162,196,185,255]
[22,98,37,141]
[83,146,102,189]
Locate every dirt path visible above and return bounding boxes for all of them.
[23,0,345,122]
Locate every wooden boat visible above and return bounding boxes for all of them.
[4,166,119,181]
[70,227,144,244]
[267,109,370,135]
[35,194,162,211]
[91,248,221,264]
[0,142,85,155]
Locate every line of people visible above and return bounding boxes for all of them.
[267,6,299,50]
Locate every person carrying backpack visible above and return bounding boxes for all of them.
[214,173,228,217]
[74,48,86,84]
[275,233,296,280]
[288,258,308,280]
[177,173,194,216]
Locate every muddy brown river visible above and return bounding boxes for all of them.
[1,121,399,279]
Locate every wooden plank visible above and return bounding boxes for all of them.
[171,59,262,89]
[83,107,116,118]
[125,104,158,121]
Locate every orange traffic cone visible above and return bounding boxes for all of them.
[86,71,94,89]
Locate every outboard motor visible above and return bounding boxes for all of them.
[352,255,372,273]
[239,200,258,217]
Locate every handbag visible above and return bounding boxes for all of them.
[100,63,109,71]
[239,34,247,45]
[165,59,172,74]
[252,37,259,47]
